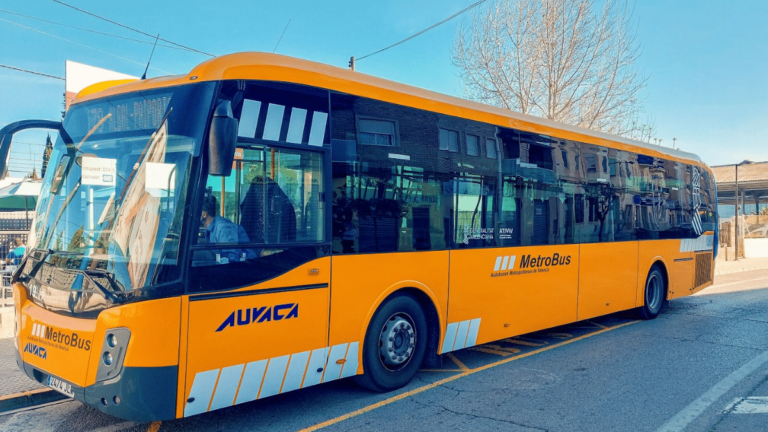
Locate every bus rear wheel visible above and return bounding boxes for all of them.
[354,293,427,392]
[638,266,665,320]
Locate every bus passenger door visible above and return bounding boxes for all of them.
[182,141,334,417]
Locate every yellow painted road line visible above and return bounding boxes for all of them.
[298,320,640,432]
[446,353,470,372]
[504,338,546,347]
[0,388,53,402]
[470,347,514,356]
[587,320,607,329]
[420,369,464,373]
[146,421,162,432]
[484,344,521,354]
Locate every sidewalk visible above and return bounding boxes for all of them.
[715,257,768,276]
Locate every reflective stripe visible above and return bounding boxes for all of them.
[494,256,503,271]
[501,256,510,272]
[234,359,267,405]
[286,108,307,144]
[32,323,38,337]
[184,369,220,417]
[280,351,310,394]
[340,342,359,379]
[466,318,481,347]
[507,256,516,270]
[263,103,285,141]
[38,325,46,338]
[322,343,348,383]
[454,320,470,350]
[308,112,327,146]
[302,347,328,388]
[208,364,244,412]
[258,355,290,399]
[237,99,260,138]
[441,322,458,354]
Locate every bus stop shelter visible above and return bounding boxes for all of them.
[713,161,768,259]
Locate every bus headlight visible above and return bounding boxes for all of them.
[96,328,130,382]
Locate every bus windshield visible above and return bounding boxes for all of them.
[24,82,215,295]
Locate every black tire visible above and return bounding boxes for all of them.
[354,293,428,392]
[638,266,665,320]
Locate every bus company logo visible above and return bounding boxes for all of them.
[23,342,47,360]
[216,303,299,332]
[32,322,92,351]
[491,253,572,277]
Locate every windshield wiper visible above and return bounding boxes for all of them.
[79,268,125,302]
[16,248,79,282]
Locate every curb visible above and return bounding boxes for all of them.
[715,265,768,276]
[0,388,68,414]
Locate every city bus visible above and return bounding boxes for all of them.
[2,52,717,421]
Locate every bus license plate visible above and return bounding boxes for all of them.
[47,376,74,397]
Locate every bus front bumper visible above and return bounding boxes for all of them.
[15,349,178,422]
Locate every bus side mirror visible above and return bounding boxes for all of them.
[208,101,238,177]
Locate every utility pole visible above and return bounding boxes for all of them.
[348,56,355,71]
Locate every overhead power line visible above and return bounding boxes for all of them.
[51,0,216,57]
[0,8,195,53]
[0,64,64,80]
[356,0,490,62]
[0,17,173,74]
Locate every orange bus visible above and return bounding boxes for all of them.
[1,52,717,421]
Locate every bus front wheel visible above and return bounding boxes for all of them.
[354,293,428,392]
[638,266,665,320]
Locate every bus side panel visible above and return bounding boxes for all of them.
[446,245,579,351]
[669,251,694,300]
[176,295,191,419]
[577,242,638,321]
[329,251,449,373]
[182,257,331,417]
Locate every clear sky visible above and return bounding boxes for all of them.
[1,0,766,177]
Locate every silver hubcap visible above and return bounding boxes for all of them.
[379,314,416,370]
[647,274,662,311]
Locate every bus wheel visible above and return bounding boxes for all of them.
[354,293,427,392]
[638,266,665,320]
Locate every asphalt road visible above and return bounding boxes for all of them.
[3,269,768,432]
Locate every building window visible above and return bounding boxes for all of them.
[466,134,479,156]
[439,128,459,152]
[561,150,568,168]
[486,138,497,159]
[358,118,396,146]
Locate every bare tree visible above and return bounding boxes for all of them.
[453,0,653,138]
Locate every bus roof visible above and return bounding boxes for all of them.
[73,52,703,166]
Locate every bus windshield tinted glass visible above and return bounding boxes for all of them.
[26,83,215,291]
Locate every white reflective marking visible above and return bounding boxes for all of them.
[441,322,459,354]
[494,256,502,272]
[507,256,516,270]
[322,343,349,383]
[501,256,510,271]
[234,359,267,405]
[280,351,310,394]
[259,355,290,399]
[308,111,328,146]
[465,318,481,347]
[32,323,38,337]
[208,364,244,412]
[237,99,261,138]
[262,103,285,141]
[184,369,220,417]
[340,342,359,379]
[454,320,470,350]
[728,396,768,414]
[655,350,768,432]
[302,348,328,388]
[39,325,45,338]
[286,108,307,144]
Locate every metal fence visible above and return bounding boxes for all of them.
[0,232,27,307]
